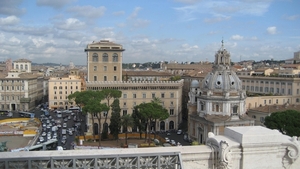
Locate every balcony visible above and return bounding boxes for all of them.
[20,98,31,103]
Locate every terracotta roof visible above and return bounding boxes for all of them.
[248,104,300,114]
[122,70,173,76]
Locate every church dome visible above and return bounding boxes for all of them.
[201,45,242,92]
[202,69,242,91]
[190,79,199,88]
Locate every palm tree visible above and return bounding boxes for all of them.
[121,114,134,145]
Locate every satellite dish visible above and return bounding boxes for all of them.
[132,64,136,68]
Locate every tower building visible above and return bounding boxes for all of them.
[84,40,125,82]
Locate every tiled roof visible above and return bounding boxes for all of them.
[248,104,300,113]
[122,70,173,76]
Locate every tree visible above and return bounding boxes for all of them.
[136,98,169,144]
[109,99,121,140]
[169,75,181,81]
[101,89,122,138]
[68,90,109,146]
[121,114,134,145]
[264,110,300,137]
[132,106,147,139]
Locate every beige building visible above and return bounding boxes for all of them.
[83,40,184,135]
[85,40,125,82]
[48,74,82,110]
[247,103,300,126]
[0,59,45,111]
[86,80,183,134]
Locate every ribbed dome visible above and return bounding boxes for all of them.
[201,46,242,92]
[190,80,199,88]
[202,69,242,91]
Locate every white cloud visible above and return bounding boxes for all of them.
[56,18,86,30]
[36,0,74,9]
[284,15,299,21]
[0,15,19,25]
[231,35,244,40]
[29,37,46,48]
[204,16,231,23]
[9,36,20,43]
[67,6,106,18]
[113,11,125,16]
[267,26,277,35]
[250,36,258,40]
[44,47,56,54]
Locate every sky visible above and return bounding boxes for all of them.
[0,0,299,65]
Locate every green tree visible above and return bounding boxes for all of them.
[136,98,169,144]
[132,106,146,139]
[121,114,134,145]
[264,110,300,137]
[101,89,122,138]
[169,75,181,81]
[109,99,121,140]
[68,90,109,146]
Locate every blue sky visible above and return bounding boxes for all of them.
[0,0,299,65]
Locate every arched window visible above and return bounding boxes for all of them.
[169,121,174,130]
[25,64,28,70]
[20,64,23,70]
[113,53,118,62]
[102,53,108,62]
[92,53,98,62]
[16,64,19,69]
[160,121,165,131]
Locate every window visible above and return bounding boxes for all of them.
[114,76,117,81]
[54,102,57,105]
[297,98,300,103]
[143,93,146,98]
[104,66,107,71]
[65,86,67,89]
[170,101,173,105]
[104,76,107,81]
[269,100,271,104]
[252,115,256,119]
[152,93,155,98]
[123,94,127,98]
[161,93,165,98]
[133,94,136,98]
[94,66,97,71]
[264,100,266,104]
[123,110,127,116]
[170,109,174,115]
[92,53,98,62]
[113,53,118,62]
[65,91,67,94]
[260,87,263,92]
[297,89,299,94]
[59,86,62,89]
[260,117,265,123]
[102,53,108,62]
[54,96,57,99]
[59,91,62,94]
[276,99,278,104]
[124,102,126,106]
[94,76,97,81]
[114,66,117,71]
[170,93,174,98]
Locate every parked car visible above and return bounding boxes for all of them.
[165,137,170,143]
[171,140,176,146]
[63,123,67,128]
[177,129,182,135]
